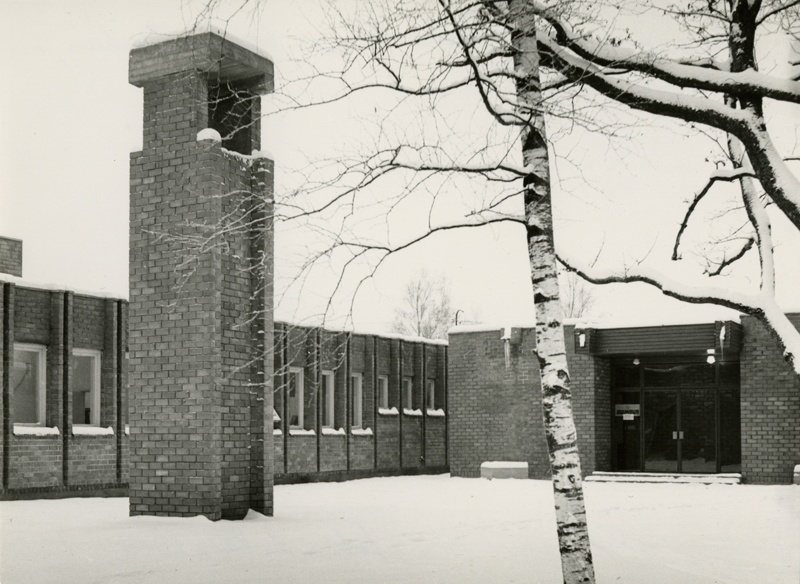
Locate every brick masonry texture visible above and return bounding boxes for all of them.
[8,436,61,489]
[128,33,275,519]
[0,237,22,277]
[448,329,549,478]
[272,322,447,480]
[447,326,608,480]
[740,314,800,484]
[1,282,128,497]
[68,436,117,485]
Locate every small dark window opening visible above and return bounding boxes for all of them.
[208,81,255,155]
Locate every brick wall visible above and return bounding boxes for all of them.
[376,414,401,468]
[2,283,127,497]
[350,434,375,470]
[14,288,50,345]
[448,328,549,478]
[0,237,22,277]
[272,322,448,481]
[7,436,61,489]
[286,435,317,474]
[320,434,347,472]
[68,436,116,485]
[740,314,800,484]
[566,325,611,476]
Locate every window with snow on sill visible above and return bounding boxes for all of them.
[73,426,114,436]
[289,428,316,436]
[13,425,60,436]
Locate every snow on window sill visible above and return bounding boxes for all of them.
[378,407,398,416]
[351,428,373,436]
[73,426,114,436]
[13,425,60,436]
[426,408,445,417]
[273,429,283,435]
[322,427,345,436]
[403,408,423,417]
[289,428,316,436]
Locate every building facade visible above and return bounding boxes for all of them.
[448,318,800,485]
[0,276,448,499]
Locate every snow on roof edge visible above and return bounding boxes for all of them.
[0,274,127,300]
[273,320,448,345]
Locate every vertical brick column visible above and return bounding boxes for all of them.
[740,314,800,484]
[128,33,275,519]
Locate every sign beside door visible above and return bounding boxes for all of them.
[615,404,640,419]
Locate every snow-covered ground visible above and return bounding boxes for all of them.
[1,475,798,584]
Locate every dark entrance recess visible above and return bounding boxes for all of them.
[611,358,741,473]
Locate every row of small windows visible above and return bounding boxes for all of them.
[11,343,102,427]
[284,368,441,431]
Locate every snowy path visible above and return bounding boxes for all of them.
[1,475,798,584]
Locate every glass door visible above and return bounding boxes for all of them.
[680,389,716,473]
[643,391,678,472]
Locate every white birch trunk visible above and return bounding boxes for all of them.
[510,2,595,583]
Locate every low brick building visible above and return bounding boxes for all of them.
[0,273,448,499]
[448,318,800,485]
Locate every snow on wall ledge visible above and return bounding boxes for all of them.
[0,273,126,300]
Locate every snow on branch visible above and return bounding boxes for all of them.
[531,3,800,105]
[673,167,758,260]
[557,253,800,375]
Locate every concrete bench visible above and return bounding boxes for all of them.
[481,461,529,479]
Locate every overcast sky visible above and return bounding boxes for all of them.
[1,0,798,332]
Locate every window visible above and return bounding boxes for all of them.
[288,367,304,429]
[72,349,101,426]
[322,370,335,428]
[12,344,46,425]
[403,376,414,410]
[351,372,363,429]
[426,379,436,410]
[377,375,389,409]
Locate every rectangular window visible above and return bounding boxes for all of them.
[427,379,436,410]
[322,370,335,428]
[12,344,46,425]
[72,349,101,426]
[351,372,363,429]
[377,375,389,409]
[403,376,414,410]
[288,367,304,429]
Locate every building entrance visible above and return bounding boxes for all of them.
[611,360,741,474]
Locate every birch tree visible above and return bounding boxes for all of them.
[181,0,798,581]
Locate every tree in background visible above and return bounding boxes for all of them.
[561,270,595,320]
[391,271,453,339]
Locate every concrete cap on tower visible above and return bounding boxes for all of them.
[129,32,274,94]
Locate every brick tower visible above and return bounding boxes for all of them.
[128,33,274,519]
